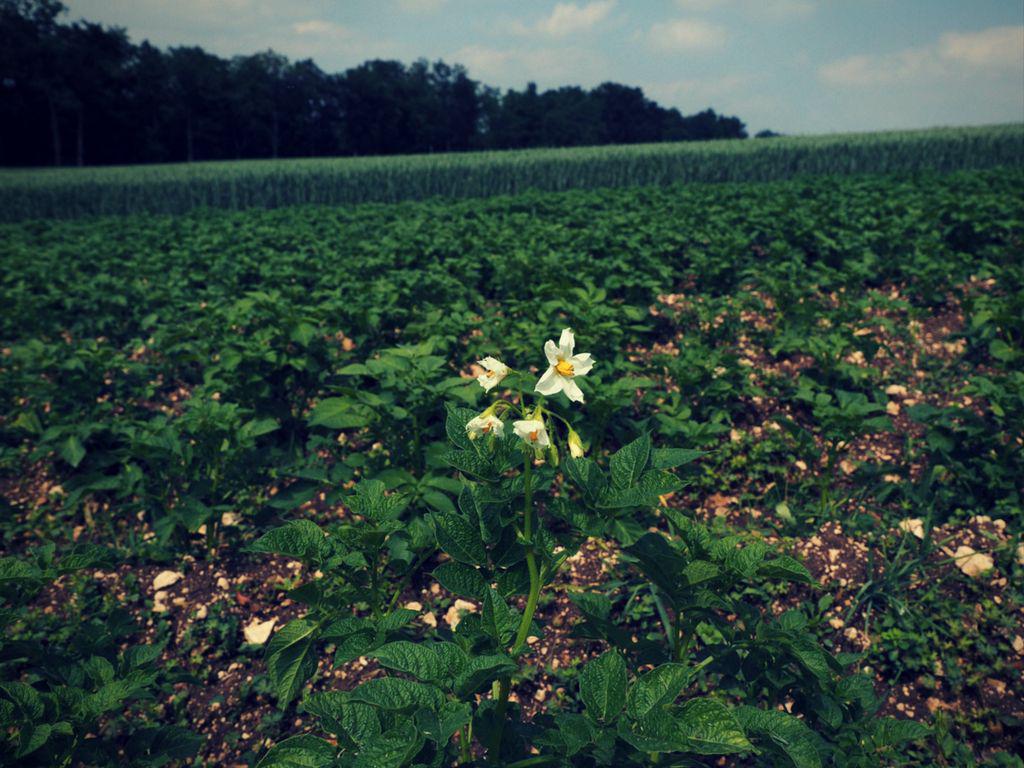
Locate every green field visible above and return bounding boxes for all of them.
[1,162,1022,766]
[0,124,1021,221]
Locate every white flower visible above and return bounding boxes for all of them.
[466,413,504,440]
[513,419,550,448]
[535,328,594,404]
[476,356,509,391]
[567,430,586,458]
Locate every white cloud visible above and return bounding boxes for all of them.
[509,1,616,38]
[819,48,937,87]
[674,0,814,17]
[820,25,1024,87]
[397,0,447,13]
[939,26,1023,68]
[291,20,349,37]
[647,18,726,52]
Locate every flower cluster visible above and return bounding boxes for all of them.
[466,328,594,459]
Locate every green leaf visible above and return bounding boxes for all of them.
[16,723,51,758]
[673,697,753,755]
[0,682,44,719]
[651,448,704,469]
[432,561,487,600]
[308,397,374,429]
[481,588,516,643]
[304,693,380,746]
[735,706,821,768]
[432,643,467,682]
[445,404,477,451]
[682,560,720,587]
[580,649,627,723]
[599,470,682,509]
[723,541,767,578]
[627,533,687,598]
[372,641,443,683]
[869,717,930,748]
[266,619,319,707]
[434,511,487,566]
[563,455,607,506]
[552,712,598,757]
[442,449,499,482]
[256,734,337,767]
[57,543,117,572]
[240,417,279,439]
[59,435,87,468]
[377,608,419,633]
[353,721,424,768]
[248,520,329,563]
[453,654,517,698]
[759,555,815,585]
[348,480,409,522]
[627,663,697,719]
[0,558,42,585]
[610,433,651,489]
[348,677,444,712]
[122,642,165,670]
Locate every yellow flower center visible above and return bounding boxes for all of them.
[482,422,492,434]
[529,430,540,442]
[555,359,574,377]
[484,370,495,378]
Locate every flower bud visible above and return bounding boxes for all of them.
[567,429,585,458]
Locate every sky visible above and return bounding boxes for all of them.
[64,0,1024,135]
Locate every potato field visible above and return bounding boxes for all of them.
[1,133,1022,768]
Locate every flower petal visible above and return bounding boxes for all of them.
[479,356,504,372]
[535,366,563,396]
[570,353,594,376]
[543,340,560,367]
[561,377,584,404]
[558,328,575,359]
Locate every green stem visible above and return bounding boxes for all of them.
[490,453,543,762]
[370,550,382,620]
[511,458,541,655]
[205,519,217,554]
[459,722,472,764]
[651,588,676,659]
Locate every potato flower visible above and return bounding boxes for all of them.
[567,429,586,458]
[535,328,594,404]
[466,413,504,440]
[476,356,509,391]
[513,418,550,448]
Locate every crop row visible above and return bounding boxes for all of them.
[0,124,1021,222]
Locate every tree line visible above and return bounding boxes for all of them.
[0,0,749,167]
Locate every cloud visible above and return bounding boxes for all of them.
[674,0,814,17]
[938,26,1023,68]
[820,25,1023,86]
[509,1,616,38]
[291,20,349,37]
[647,18,726,52]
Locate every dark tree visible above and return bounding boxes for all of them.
[0,1,748,166]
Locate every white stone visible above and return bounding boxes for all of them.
[152,570,183,591]
[244,618,277,645]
